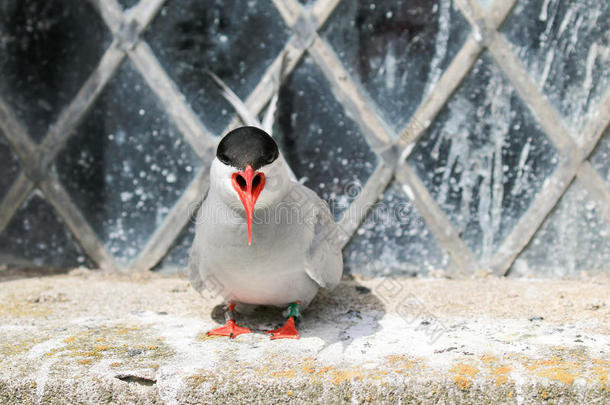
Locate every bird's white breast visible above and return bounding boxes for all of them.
[193,194,320,307]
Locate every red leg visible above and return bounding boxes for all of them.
[207,303,251,339]
[265,316,300,340]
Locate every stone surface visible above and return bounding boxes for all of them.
[0,270,608,404]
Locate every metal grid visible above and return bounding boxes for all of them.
[0,0,608,275]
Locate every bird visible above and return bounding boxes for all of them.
[188,126,343,339]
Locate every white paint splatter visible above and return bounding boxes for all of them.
[539,0,552,21]
[424,0,451,98]
[511,138,531,196]
[27,338,67,404]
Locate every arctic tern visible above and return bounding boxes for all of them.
[189,126,343,339]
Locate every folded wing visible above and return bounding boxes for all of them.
[293,184,344,290]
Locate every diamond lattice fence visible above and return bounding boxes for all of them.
[0,0,608,277]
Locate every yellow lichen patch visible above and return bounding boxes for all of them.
[301,358,315,374]
[51,325,173,369]
[188,374,208,386]
[186,370,216,387]
[0,338,47,358]
[495,375,509,386]
[198,332,225,341]
[451,364,479,377]
[330,369,362,385]
[506,352,528,362]
[306,365,349,385]
[255,366,268,376]
[43,347,64,358]
[78,358,92,365]
[401,363,415,372]
[384,354,417,374]
[115,326,139,335]
[0,301,51,318]
[316,366,334,375]
[522,355,583,385]
[592,366,608,383]
[453,375,472,391]
[537,367,575,385]
[386,354,407,364]
[287,390,293,397]
[480,354,498,363]
[492,366,512,375]
[272,369,296,378]
[591,363,609,390]
[491,365,512,386]
[110,362,121,367]
[535,357,561,367]
[451,363,478,391]
[76,351,103,358]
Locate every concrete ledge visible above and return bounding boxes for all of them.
[0,270,608,404]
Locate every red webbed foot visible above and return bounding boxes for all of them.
[265,316,300,340]
[207,319,251,339]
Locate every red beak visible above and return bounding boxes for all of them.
[231,165,265,245]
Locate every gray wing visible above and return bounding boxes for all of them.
[293,184,344,290]
[188,231,204,293]
[187,191,208,293]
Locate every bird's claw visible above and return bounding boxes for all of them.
[265,316,300,340]
[207,319,251,339]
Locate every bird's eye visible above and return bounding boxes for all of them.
[266,152,278,165]
[218,153,230,164]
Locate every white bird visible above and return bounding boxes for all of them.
[189,126,343,339]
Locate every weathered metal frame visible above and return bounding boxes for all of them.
[0,0,607,275]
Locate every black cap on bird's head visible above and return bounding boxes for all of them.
[217,126,279,171]
[216,126,280,245]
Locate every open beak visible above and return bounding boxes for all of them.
[231,165,265,245]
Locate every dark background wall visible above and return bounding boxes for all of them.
[0,0,608,278]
